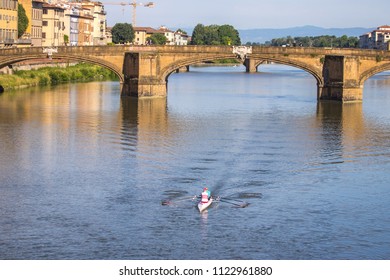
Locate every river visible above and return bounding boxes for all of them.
[0,64,389,260]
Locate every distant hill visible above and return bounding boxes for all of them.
[178,25,375,44]
[238,25,374,44]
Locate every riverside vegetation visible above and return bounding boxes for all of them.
[0,63,118,91]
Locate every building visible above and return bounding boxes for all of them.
[31,0,44,46]
[64,1,99,46]
[64,3,81,46]
[0,0,18,47]
[133,26,188,45]
[42,3,66,46]
[105,26,112,44]
[92,1,106,45]
[78,3,94,46]
[133,26,157,45]
[18,0,32,46]
[18,0,43,47]
[359,25,390,50]
[174,30,189,45]
[158,26,175,45]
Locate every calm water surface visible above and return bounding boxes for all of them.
[1,65,390,259]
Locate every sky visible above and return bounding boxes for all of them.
[103,0,389,30]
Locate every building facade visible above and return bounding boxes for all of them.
[0,0,18,47]
[158,26,175,45]
[65,4,80,46]
[78,4,94,46]
[359,25,390,50]
[31,0,44,46]
[174,30,189,45]
[92,2,106,45]
[133,26,188,45]
[42,3,65,46]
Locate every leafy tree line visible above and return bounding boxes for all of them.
[246,35,359,48]
[191,24,241,45]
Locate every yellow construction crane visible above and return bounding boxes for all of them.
[103,1,155,27]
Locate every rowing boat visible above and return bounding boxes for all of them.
[197,197,213,212]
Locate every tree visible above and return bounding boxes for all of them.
[191,24,206,45]
[111,23,135,44]
[191,24,241,45]
[64,34,69,45]
[18,4,29,38]
[218,24,241,45]
[176,28,187,35]
[149,33,167,45]
[270,35,359,48]
[204,25,220,45]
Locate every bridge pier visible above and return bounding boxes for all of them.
[319,55,363,102]
[176,66,190,73]
[244,58,258,73]
[121,52,167,98]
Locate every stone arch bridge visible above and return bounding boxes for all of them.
[1,45,389,102]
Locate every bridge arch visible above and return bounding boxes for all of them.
[159,54,240,82]
[158,54,324,91]
[359,62,390,86]
[0,53,124,83]
[251,57,324,88]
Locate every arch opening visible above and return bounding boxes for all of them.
[0,55,124,83]
[253,58,323,88]
[360,63,390,87]
[161,54,242,83]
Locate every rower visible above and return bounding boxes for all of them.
[201,187,211,203]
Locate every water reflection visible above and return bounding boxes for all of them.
[316,102,366,165]
[119,96,168,142]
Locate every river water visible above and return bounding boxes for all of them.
[1,64,390,260]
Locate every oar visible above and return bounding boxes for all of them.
[161,195,198,206]
[219,198,249,208]
[220,197,247,203]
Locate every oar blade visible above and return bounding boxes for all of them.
[161,195,198,206]
[239,202,250,208]
[161,200,171,206]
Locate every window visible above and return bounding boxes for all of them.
[43,21,48,26]
[42,32,46,39]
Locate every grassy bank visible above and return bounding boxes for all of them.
[0,63,118,91]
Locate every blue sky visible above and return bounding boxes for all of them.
[103,0,388,29]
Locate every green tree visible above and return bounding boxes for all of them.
[191,24,206,45]
[149,33,167,45]
[218,24,241,45]
[64,34,69,45]
[176,28,187,35]
[204,25,220,45]
[111,23,135,44]
[191,24,241,45]
[18,4,29,38]
[271,35,359,48]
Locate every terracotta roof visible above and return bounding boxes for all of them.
[43,3,65,9]
[133,27,158,33]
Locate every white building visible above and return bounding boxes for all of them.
[359,25,390,50]
[158,26,175,45]
[174,30,189,45]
